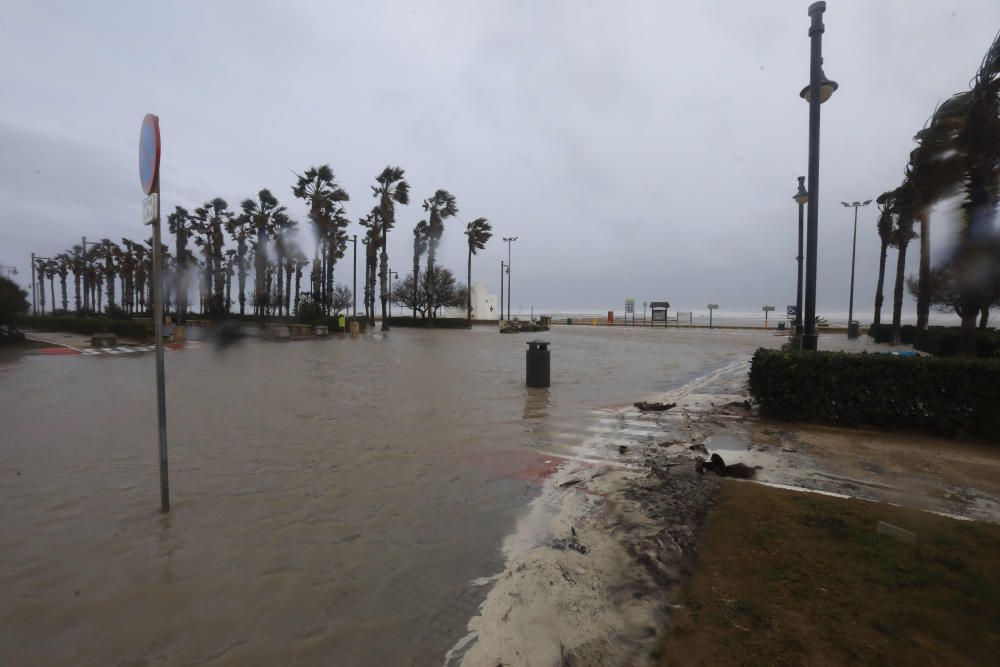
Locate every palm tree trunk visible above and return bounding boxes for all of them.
[50,276,56,312]
[238,240,247,316]
[380,245,389,331]
[285,264,293,316]
[294,268,302,316]
[873,237,889,326]
[73,271,81,312]
[891,241,909,346]
[467,246,473,325]
[425,248,436,328]
[916,213,930,330]
[60,276,68,311]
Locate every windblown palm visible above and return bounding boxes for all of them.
[422,190,458,323]
[292,165,350,315]
[241,190,286,317]
[412,221,429,317]
[872,192,894,326]
[372,166,410,330]
[167,206,193,323]
[464,218,493,324]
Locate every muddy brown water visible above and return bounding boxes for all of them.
[0,325,775,666]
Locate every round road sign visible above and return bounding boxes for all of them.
[139,114,161,194]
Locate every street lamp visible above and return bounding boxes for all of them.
[499,260,505,322]
[842,199,872,339]
[0,264,17,278]
[389,270,399,316]
[800,1,837,350]
[350,234,358,320]
[502,236,517,321]
[793,176,809,335]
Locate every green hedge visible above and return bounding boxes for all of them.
[867,323,916,344]
[914,327,1000,358]
[748,348,1000,440]
[17,315,151,340]
[386,316,470,329]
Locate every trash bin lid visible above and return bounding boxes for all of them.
[527,340,550,350]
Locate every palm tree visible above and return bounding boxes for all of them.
[411,221,429,317]
[224,211,254,316]
[70,245,84,312]
[98,239,120,312]
[34,257,47,314]
[55,254,70,312]
[359,211,380,324]
[371,166,410,330]
[46,259,57,313]
[268,212,297,316]
[872,192,894,326]
[889,182,917,345]
[167,206,193,323]
[293,251,309,315]
[464,218,493,324]
[240,189,286,317]
[192,199,232,316]
[292,165,350,315]
[422,190,458,324]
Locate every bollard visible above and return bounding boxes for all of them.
[526,340,550,388]
[350,321,360,336]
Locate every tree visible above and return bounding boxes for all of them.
[889,183,918,345]
[371,166,410,330]
[0,276,28,327]
[70,245,84,312]
[268,211,297,316]
[422,190,458,324]
[464,217,493,324]
[167,206,193,323]
[224,211,254,316]
[241,190,285,317]
[411,220,429,317]
[192,198,233,317]
[425,267,466,317]
[906,247,1000,328]
[359,211,380,324]
[329,284,353,316]
[390,272,426,317]
[292,165,350,315]
[97,238,120,313]
[872,191,894,326]
[55,253,70,312]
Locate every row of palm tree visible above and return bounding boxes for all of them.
[871,29,999,352]
[34,164,495,327]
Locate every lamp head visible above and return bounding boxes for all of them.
[793,176,809,205]
[799,67,838,104]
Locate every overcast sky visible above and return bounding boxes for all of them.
[2,1,997,317]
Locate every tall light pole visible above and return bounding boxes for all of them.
[800,1,838,350]
[842,199,871,339]
[793,177,809,335]
[502,236,517,321]
[389,270,399,316]
[500,260,505,322]
[351,234,358,320]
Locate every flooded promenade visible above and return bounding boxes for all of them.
[0,326,776,666]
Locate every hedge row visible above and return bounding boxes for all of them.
[748,348,1000,440]
[386,316,471,329]
[914,327,1000,358]
[867,323,916,344]
[17,315,151,340]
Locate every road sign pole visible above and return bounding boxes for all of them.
[140,113,169,513]
[151,194,169,513]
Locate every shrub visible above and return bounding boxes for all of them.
[387,316,470,329]
[748,348,1000,440]
[867,323,916,344]
[16,315,151,341]
[914,326,1000,359]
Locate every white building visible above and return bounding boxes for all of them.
[444,282,499,320]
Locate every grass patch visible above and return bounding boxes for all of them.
[662,482,1000,666]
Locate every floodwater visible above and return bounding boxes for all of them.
[0,325,776,666]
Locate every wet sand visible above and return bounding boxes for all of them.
[0,325,776,666]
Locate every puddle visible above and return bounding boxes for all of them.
[706,433,749,451]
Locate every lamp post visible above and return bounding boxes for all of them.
[500,260,505,323]
[0,264,16,278]
[842,199,871,339]
[350,234,358,320]
[800,1,838,350]
[502,236,517,321]
[793,177,809,334]
[389,270,399,316]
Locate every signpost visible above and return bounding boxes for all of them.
[763,305,776,328]
[707,304,719,329]
[140,113,170,513]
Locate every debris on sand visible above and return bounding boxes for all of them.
[552,529,589,555]
[634,401,677,412]
[688,443,708,455]
[695,453,760,479]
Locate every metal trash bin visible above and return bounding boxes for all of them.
[847,320,860,340]
[777,321,786,331]
[526,340,550,388]
[566,318,573,325]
